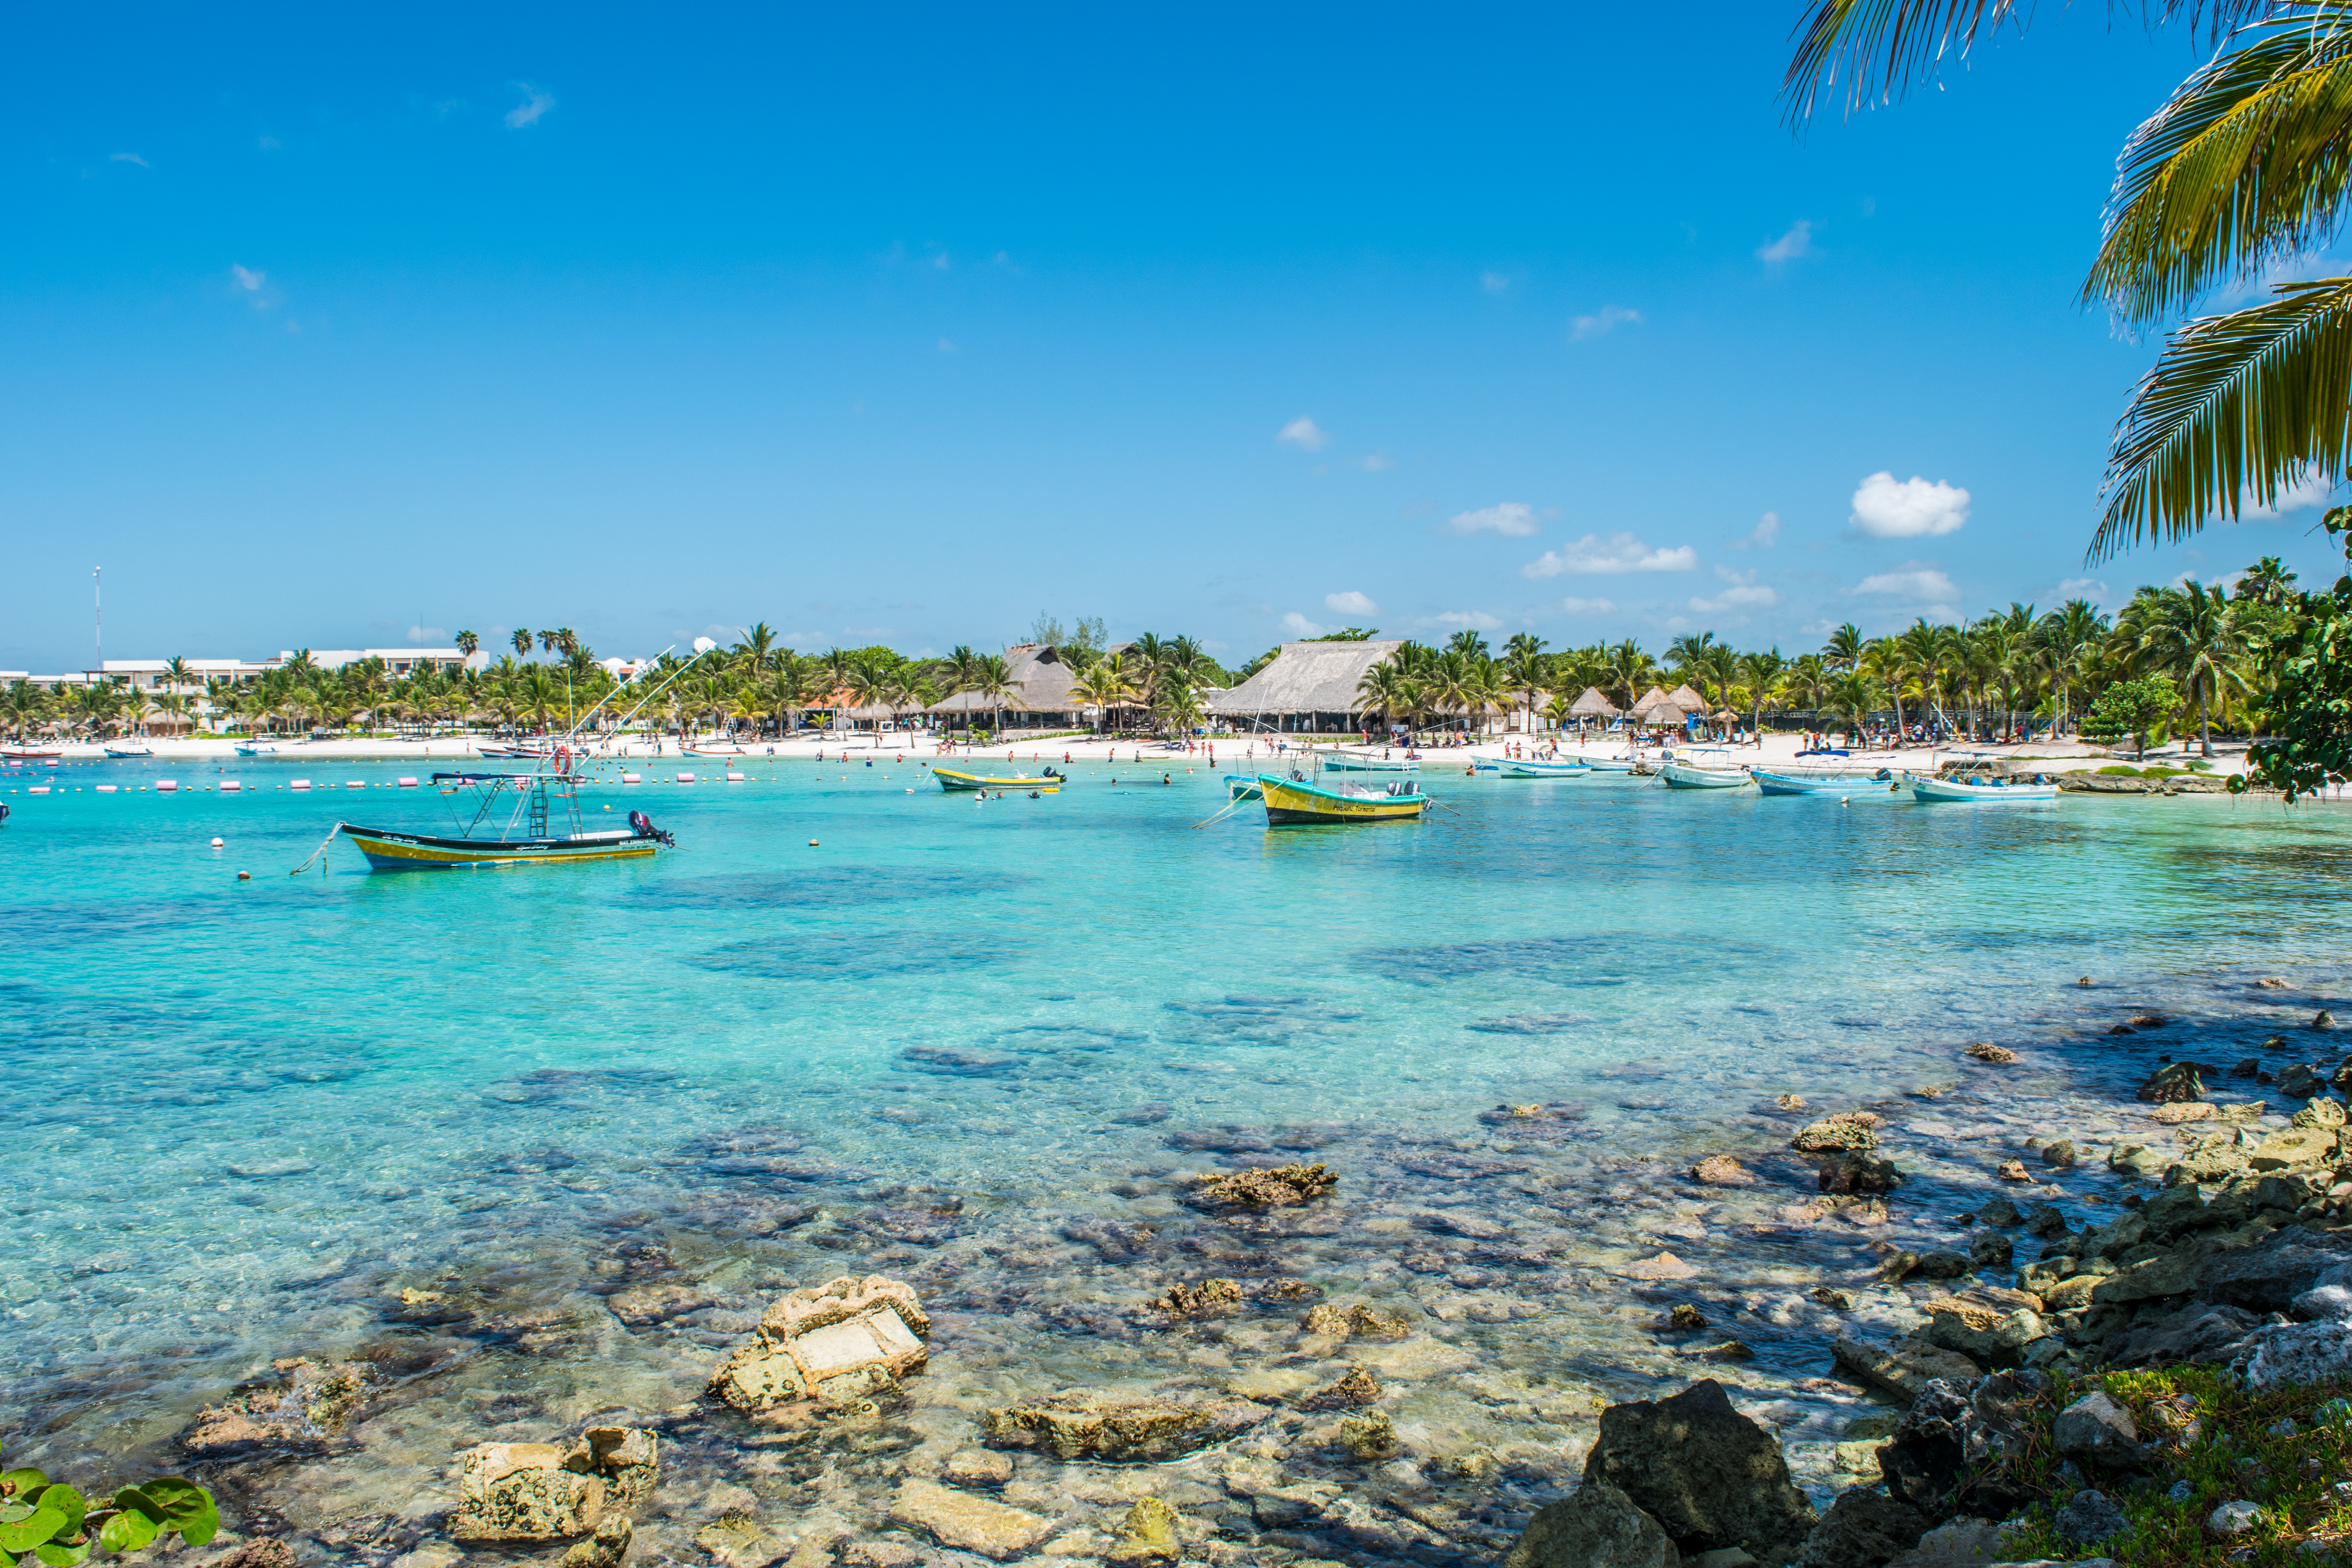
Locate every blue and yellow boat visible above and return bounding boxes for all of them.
[932,766,1062,793]
[1258,771,1427,825]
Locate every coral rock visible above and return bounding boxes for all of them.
[1298,1366,1383,1410]
[709,1275,929,1412]
[1190,1163,1336,1209]
[1151,1278,1241,1318]
[1963,1043,2016,1065]
[1692,1155,1757,1186]
[983,1391,1233,1461]
[1793,1116,1878,1153]
[1105,1498,1180,1565]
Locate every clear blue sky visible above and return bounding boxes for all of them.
[4,2,2338,673]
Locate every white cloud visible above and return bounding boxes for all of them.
[1757,220,1813,264]
[1731,510,1781,549]
[1560,596,1616,615]
[1428,610,1503,631]
[1445,501,1540,537]
[1854,566,1959,600]
[1571,305,1642,341]
[231,265,265,291]
[1521,532,1699,577]
[2243,470,2337,518]
[1281,611,1329,637]
[504,85,555,129]
[1689,584,1779,613]
[258,135,281,151]
[109,151,149,167]
[2053,576,2111,601]
[937,338,958,353]
[1324,590,1378,616]
[1481,271,1510,294]
[1358,453,1395,472]
[1278,416,1329,452]
[1850,471,1970,538]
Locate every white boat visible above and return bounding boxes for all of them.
[1579,756,1641,773]
[1497,759,1592,778]
[234,741,278,756]
[682,740,748,756]
[1911,774,2060,803]
[1659,760,1751,789]
[1753,766,1896,796]
[1321,749,1417,772]
[103,742,153,758]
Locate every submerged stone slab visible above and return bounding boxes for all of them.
[889,1479,1054,1560]
[710,1275,930,1412]
[982,1390,1250,1461]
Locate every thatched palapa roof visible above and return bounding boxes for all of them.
[1630,686,1683,722]
[926,645,1082,715]
[1206,640,1403,717]
[1566,686,1621,718]
[1667,684,1707,713]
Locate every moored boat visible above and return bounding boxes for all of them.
[1320,749,1418,772]
[1258,771,1428,824]
[1753,766,1895,796]
[233,741,278,756]
[1226,775,1264,800]
[1659,760,1751,789]
[3,747,63,762]
[1497,759,1592,779]
[103,742,154,758]
[1910,774,2060,803]
[1578,755,1641,773]
[933,766,1063,793]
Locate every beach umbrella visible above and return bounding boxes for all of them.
[1567,686,1620,719]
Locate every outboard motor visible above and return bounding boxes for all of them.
[628,809,675,847]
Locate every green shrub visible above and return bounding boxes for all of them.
[0,1463,217,1565]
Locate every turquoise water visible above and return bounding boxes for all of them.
[4,754,2348,1496]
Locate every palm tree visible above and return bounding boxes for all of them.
[2120,581,2254,755]
[457,630,480,659]
[1820,623,1865,673]
[0,679,43,742]
[734,622,779,671]
[1355,661,1411,733]
[1068,655,1139,733]
[1786,0,2347,557]
[882,669,936,733]
[1605,639,1657,714]
[1821,671,1886,745]
[512,628,533,659]
[2237,556,2301,607]
[1503,634,1548,734]
[971,654,1022,735]
[1738,648,1788,737]
[1445,629,1491,662]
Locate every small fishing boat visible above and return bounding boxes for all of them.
[4,747,63,762]
[1497,759,1592,779]
[1226,775,1264,801]
[1659,760,1751,789]
[103,742,154,758]
[1320,749,1419,772]
[933,766,1063,793]
[1911,774,2060,804]
[683,740,748,757]
[1579,755,1641,773]
[339,763,673,868]
[1258,771,1428,824]
[1753,766,1895,796]
[234,741,278,756]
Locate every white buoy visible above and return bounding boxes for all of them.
[211,837,224,847]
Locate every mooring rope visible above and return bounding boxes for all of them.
[290,821,345,876]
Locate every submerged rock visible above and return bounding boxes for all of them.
[1963,1043,2016,1065]
[452,1428,661,1543]
[709,1275,930,1412]
[2136,1063,2203,1104]
[1105,1497,1180,1565]
[1189,1162,1335,1209]
[181,1357,375,1457]
[1692,1155,1758,1187]
[558,1513,633,1568]
[1151,1278,1241,1318]
[888,1479,1054,1561]
[1583,1379,1817,1564]
[1505,1479,1679,1568]
[1339,1409,1400,1463]
[1793,1116,1879,1154]
[1297,1366,1383,1409]
[983,1390,1246,1461]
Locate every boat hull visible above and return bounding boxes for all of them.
[1225,776,1264,800]
[340,824,661,869]
[1259,774,1427,824]
[1659,762,1750,789]
[1497,762,1592,778]
[1910,777,2059,803]
[932,767,1060,792]
[1753,769,1893,796]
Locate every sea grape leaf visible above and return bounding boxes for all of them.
[32,1490,82,1539]
[0,1506,65,1553]
[129,1483,202,1530]
[94,1511,153,1555]
[0,1508,29,1526]
[32,1540,89,1566]
[0,1475,45,1503]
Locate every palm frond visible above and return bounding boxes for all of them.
[2094,274,2352,559]
[1783,0,2276,124]
[2087,3,2352,323]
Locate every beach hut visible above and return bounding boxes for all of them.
[924,644,1089,731]
[1207,640,1404,733]
[1667,684,1708,715]
[1566,687,1621,719]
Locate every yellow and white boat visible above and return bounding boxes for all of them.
[1258,771,1427,825]
[932,766,1062,793]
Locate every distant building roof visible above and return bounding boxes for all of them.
[1206,640,1403,717]
[927,644,1088,714]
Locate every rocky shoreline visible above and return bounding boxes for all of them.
[35,968,2352,1568]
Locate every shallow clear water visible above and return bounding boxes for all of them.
[4,753,2348,1508]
